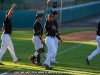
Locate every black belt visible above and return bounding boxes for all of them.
[51,36,55,39]
[47,36,55,39]
[3,33,11,36]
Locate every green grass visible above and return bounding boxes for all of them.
[0,28,100,75]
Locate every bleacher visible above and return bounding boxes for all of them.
[24,0,46,10]
[24,0,75,10]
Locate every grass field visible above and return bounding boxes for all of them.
[0,28,100,75]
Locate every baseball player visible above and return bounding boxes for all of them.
[44,14,58,70]
[86,21,100,65]
[29,12,45,66]
[51,11,62,64]
[44,11,62,64]
[0,4,22,65]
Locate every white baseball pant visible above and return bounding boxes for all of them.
[0,34,18,62]
[88,36,100,61]
[32,36,43,58]
[51,37,58,62]
[44,36,57,67]
[32,36,43,50]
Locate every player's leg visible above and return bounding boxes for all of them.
[34,43,44,65]
[44,46,50,60]
[7,38,22,63]
[87,36,100,64]
[0,34,10,64]
[44,37,57,69]
[29,36,44,65]
[51,37,58,64]
[29,36,37,64]
[34,48,42,66]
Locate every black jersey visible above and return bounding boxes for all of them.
[53,19,61,40]
[97,21,100,36]
[53,19,59,33]
[2,17,12,34]
[33,20,43,36]
[44,20,56,37]
[53,19,58,29]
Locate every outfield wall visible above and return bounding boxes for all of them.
[0,2,100,28]
[61,2,100,22]
[0,11,37,28]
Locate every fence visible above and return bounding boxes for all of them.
[0,0,99,10]
[0,1,100,28]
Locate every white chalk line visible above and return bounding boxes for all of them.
[57,43,83,55]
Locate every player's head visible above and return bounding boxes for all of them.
[52,11,59,18]
[36,12,43,21]
[6,10,13,18]
[48,14,54,21]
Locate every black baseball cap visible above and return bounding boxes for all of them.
[52,11,59,15]
[48,14,54,17]
[36,12,43,18]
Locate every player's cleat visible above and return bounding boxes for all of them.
[0,62,5,65]
[86,58,90,65]
[49,67,53,70]
[43,63,53,70]
[35,63,43,66]
[14,58,22,63]
[51,61,59,64]
[29,55,35,64]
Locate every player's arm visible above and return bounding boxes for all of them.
[57,18,61,25]
[39,35,45,46]
[55,29,62,44]
[6,3,16,17]
[45,20,54,31]
[56,35,62,44]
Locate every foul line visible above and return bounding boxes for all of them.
[57,40,96,56]
[57,43,83,55]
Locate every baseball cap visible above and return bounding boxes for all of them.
[52,11,59,15]
[48,14,54,17]
[36,12,43,17]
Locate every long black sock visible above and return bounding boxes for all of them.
[36,54,40,64]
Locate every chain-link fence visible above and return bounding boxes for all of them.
[0,0,99,10]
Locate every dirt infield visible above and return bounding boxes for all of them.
[61,30,96,41]
[60,13,100,41]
